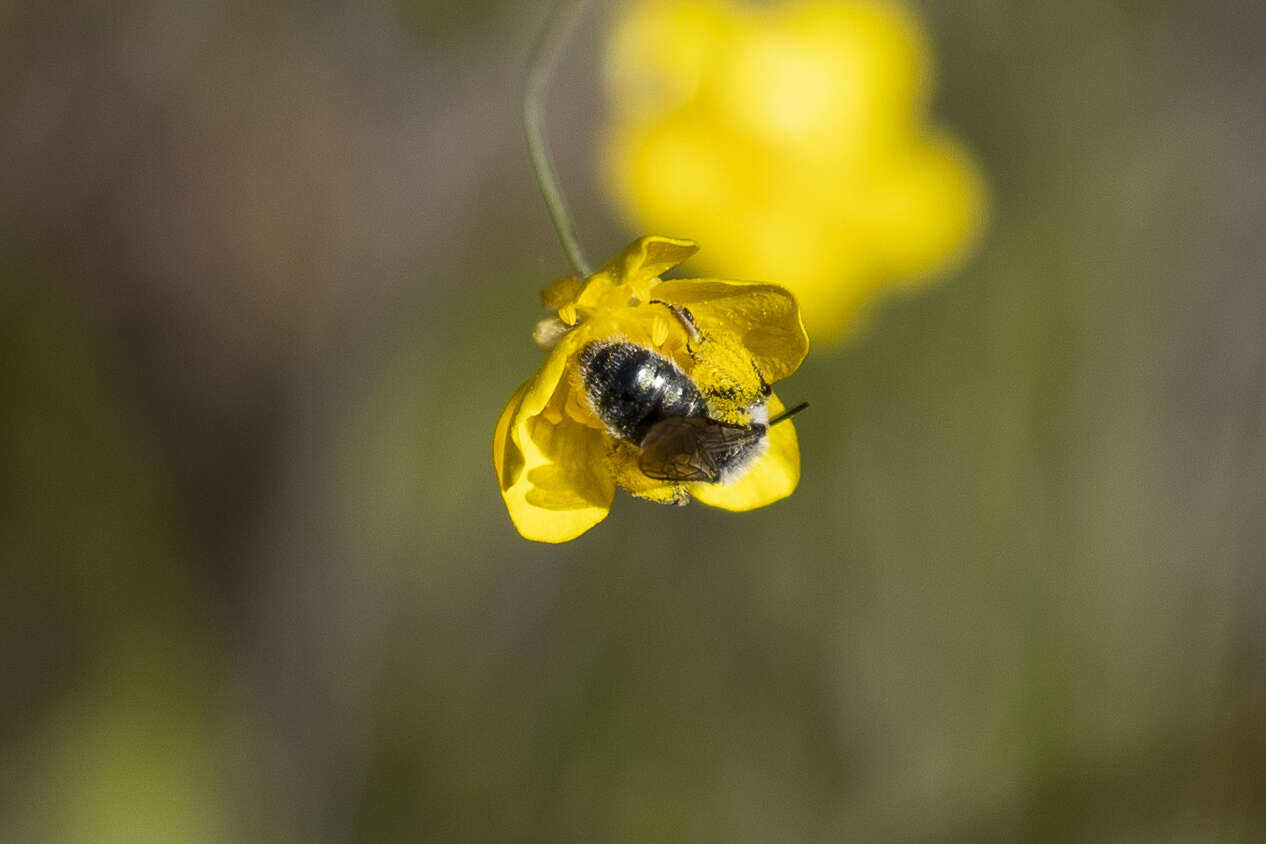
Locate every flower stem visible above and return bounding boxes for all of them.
[524,0,593,278]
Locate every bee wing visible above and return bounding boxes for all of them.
[638,417,766,483]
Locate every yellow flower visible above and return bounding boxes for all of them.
[493,236,809,543]
[603,0,987,342]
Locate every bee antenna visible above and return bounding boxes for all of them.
[769,401,809,426]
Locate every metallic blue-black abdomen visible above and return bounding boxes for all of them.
[579,342,704,444]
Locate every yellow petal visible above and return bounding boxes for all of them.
[605,0,740,116]
[573,235,699,317]
[493,336,616,543]
[779,0,930,135]
[599,235,699,292]
[651,278,809,381]
[540,275,584,310]
[601,0,986,349]
[865,133,989,281]
[689,393,801,511]
[493,378,532,491]
[604,116,757,247]
[496,411,615,543]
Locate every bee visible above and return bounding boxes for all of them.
[578,335,807,487]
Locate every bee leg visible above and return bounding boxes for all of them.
[651,301,701,342]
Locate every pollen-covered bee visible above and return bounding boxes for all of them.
[578,327,807,491]
[494,235,810,540]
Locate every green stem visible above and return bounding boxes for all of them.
[524,0,593,278]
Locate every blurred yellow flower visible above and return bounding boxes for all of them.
[603,0,987,341]
[494,235,809,543]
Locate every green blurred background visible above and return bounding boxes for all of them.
[3,1,1264,841]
